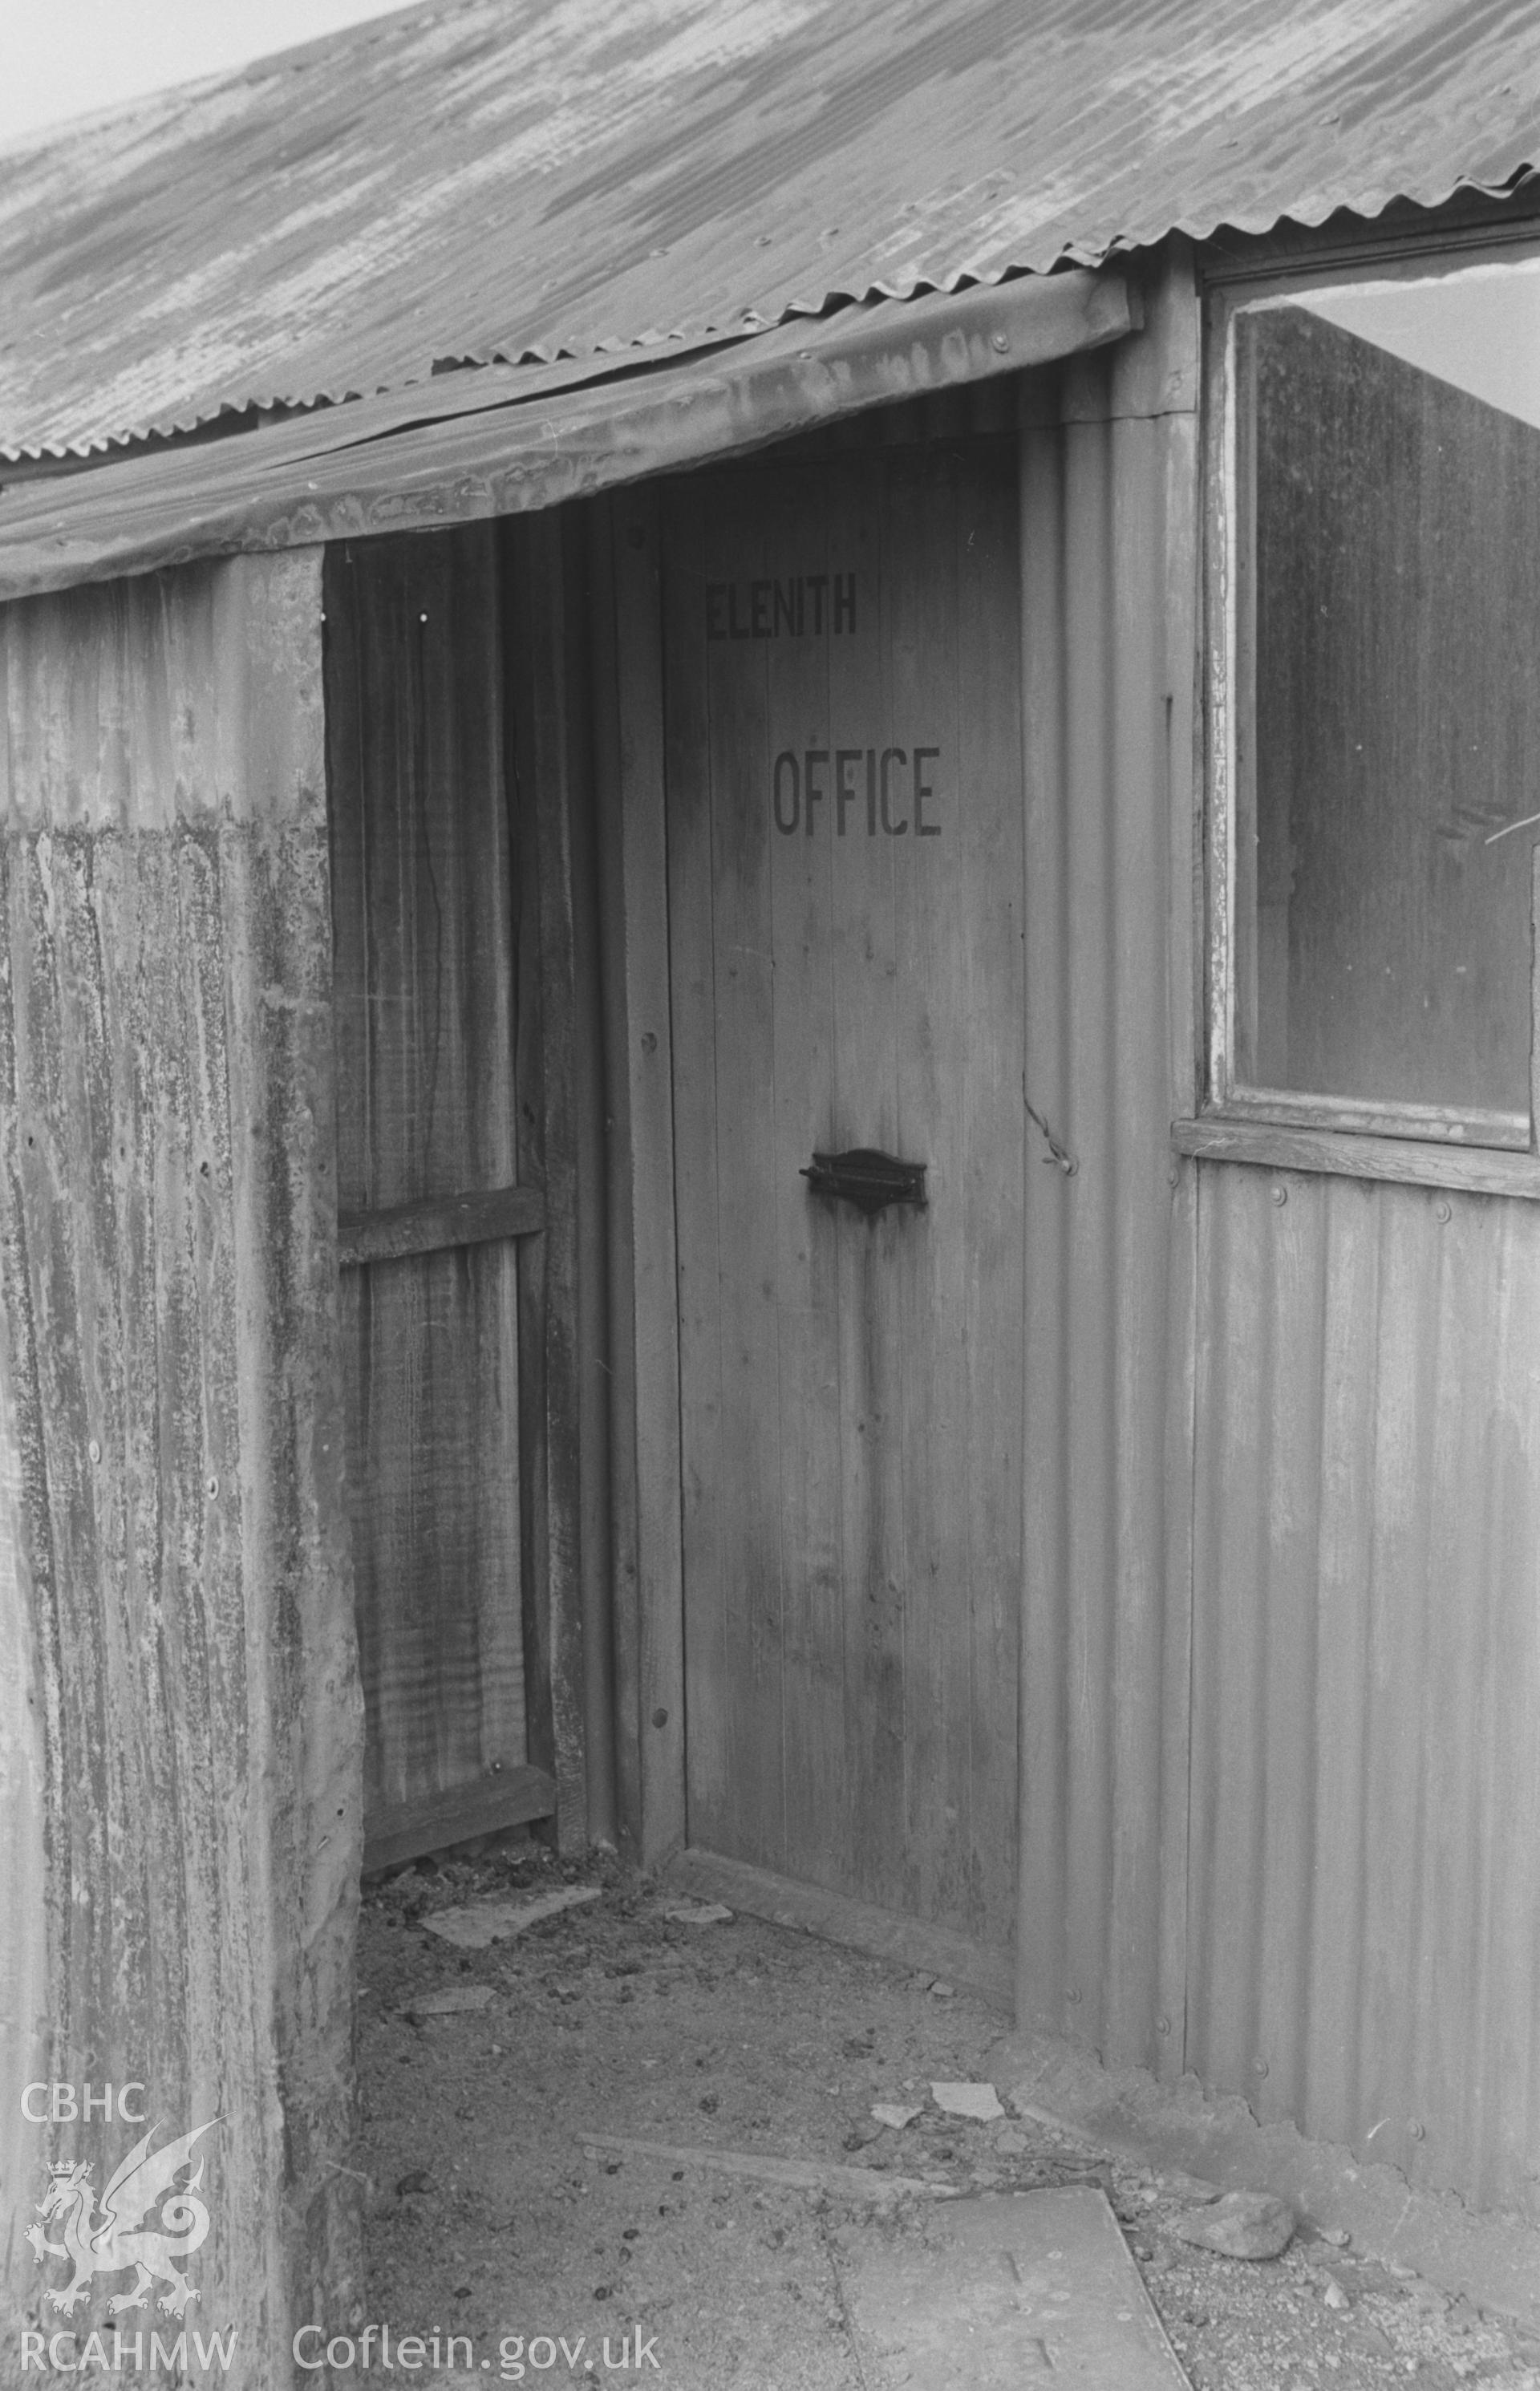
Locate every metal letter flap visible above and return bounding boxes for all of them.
[800,1148,927,1218]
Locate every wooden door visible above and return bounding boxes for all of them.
[326,527,551,1870]
[663,438,1026,1944]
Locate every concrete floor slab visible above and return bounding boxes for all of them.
[845,2186,1190,2389]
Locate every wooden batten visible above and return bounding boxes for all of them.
[505,513,590,1854]
[0,553,362,2370]
[565,517,618,1850]
[336,1181,545,1267]
[594,488,688,1867]
[362,1762,556,1875]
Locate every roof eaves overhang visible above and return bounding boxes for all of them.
[0,268,1137,603]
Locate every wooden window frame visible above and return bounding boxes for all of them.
[1196,214,1540,1198]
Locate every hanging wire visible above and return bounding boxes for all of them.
[1025,1096,1077,1176]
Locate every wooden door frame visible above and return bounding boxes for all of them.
[597,484,690,1869]
[503,510,596,1859]
[593,247,1205,2040]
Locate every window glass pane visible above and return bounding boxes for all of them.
[1238,265,1540,1116]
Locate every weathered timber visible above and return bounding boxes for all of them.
[361,1763,555,1875]
[1173,1114,1540,1198]
[1198,1090,1530,1149]
[0,552,362,2376]
[662,439,1023,1935]
[603,488,688,1866]
[667,1850,1014,2006]
[0,1303,44,2267]
[1530,841,1540,1153]
[326,529,529,1847]
[590,502,645,1861]
[566,513,617,1850]
[336,1181,545,1268]
[505,513,587,1854]
[659,475,730,1865]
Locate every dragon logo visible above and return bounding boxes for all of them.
[26,2118,218,2317]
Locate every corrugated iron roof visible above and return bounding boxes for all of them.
[0,272,1137,598]
[0,0,1537,459]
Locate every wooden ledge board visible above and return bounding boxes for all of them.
[666,1849,1013,2009]
[362,1763,555,1874]
[338,1181,546,1268]
[1174,1116,1540,1201]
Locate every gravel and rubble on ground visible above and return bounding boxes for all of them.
[359,1845,1540,2390]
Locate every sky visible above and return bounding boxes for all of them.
[0,0,423,146]
[1299,260,1540,431]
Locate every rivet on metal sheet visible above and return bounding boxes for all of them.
[1408,2120,1425,2140]
[1272,1183,1287,1206]
[1436,1199,1453,1223]
[991,332,1010,353]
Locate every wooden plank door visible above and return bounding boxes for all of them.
[663,438,1026,1945]
[326,527,552,1870]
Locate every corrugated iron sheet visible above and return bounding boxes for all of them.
[1,0,1537,457]
[1189,1163,1540,2216]
[0,271,1135,598]
[1013,271,1540,2216]
[1016,290,1199,2085]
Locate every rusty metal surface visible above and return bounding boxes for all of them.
[0,0,1536,458]
[1188,1161,1540,2217]
[0,270,1135,599]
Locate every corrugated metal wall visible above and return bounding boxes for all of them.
[1007,248,1539,2218]
[1189,1165,1540,2214]
[1015,262,1200,2082]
